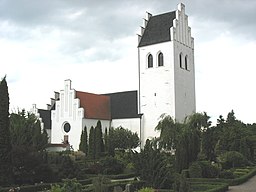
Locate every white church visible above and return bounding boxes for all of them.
[32,3,196,151]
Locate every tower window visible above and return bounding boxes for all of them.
[158,52,164,67]
[185,55,188,70]
[147,54,153,68]
[179,53,183,68]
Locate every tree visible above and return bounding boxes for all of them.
[133,139,174,189]
[95,121,104,159]
[88,126,95,159]
[79,126,88,155]
[109,126,140,151]
[9,110,51,184]
[155,114,181,150]
[9,110,48,151]
[92,175,110,192]
[0,76,13,185]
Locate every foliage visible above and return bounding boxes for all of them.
[199,161,219,178]
[155,114,181,150]
[133,139,174,189]
[138,187,154,192]
[9,110,50,184]
[155,113,211,172]
[107,126,140,152]
[95,121,104,159]
[58,155,80,179]
[219,151,246,169]
[173,171,191,192]
[88,126,96,159]
[219,170,234,179]
[92,175,110,192]
[9,110,48,151]
[49,179,82,192]
[88,121,105,160]
[0,76,13,186]
[12,146,54,184]
[79,126,88,155]
[188,162,202,178]
[99,156,124,174]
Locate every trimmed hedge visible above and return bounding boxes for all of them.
[190,182,228,192]
[229,167,256,185]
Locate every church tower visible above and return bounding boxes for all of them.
[138,3,196,145]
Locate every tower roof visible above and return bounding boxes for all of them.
[138,11,176,47]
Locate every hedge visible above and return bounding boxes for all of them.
[190,182,228,192]
[229,167,256,185]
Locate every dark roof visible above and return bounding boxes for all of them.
[38,109,51,130]
[138,11,176,47]
[105,91,140,119]
[76,91,111,120]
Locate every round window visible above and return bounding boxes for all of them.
[63,122,71,133]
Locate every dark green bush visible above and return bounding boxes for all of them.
[188,162,202,178]
[219,151,246,169]
[100,156,124,174]
[219,170,234,179]
[199,161,220,178]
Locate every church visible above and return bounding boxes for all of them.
[32,3,196,151]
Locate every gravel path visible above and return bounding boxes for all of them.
[228,175,256,191]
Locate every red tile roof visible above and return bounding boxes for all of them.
[76,91,111,120]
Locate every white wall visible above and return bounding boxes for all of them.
[82,118,111,135]
[139,41,175,145]
[111,118,140,134]
[172,3,196,121]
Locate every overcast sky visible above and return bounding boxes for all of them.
[1,0,256,124]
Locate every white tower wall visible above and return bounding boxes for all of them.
[138,3,196,145]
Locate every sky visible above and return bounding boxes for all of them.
[1,0,256,124]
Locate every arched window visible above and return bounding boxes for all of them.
[179,53,183,68]
[185,55,188,70]
[158,52,164,67]
[147,54,153,68]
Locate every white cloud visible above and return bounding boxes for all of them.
[1,1,256,124]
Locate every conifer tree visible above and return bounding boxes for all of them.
[0,76,13,185]
[79,126,88,155]
[79,129,85,152]
[104,128,109,154]
[88,126,95,159]
[95,121,104,159]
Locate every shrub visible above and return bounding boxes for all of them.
[199,161,220,178]
[219,170,234,179]
[219,151,246,169]
[138,187,154,192]
[188,162,202,178]
[100,156,124,174]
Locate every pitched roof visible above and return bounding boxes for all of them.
[38,109,51,129]
[138,11,176,47]
[76,91,111,120]
[105,91,139,119]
